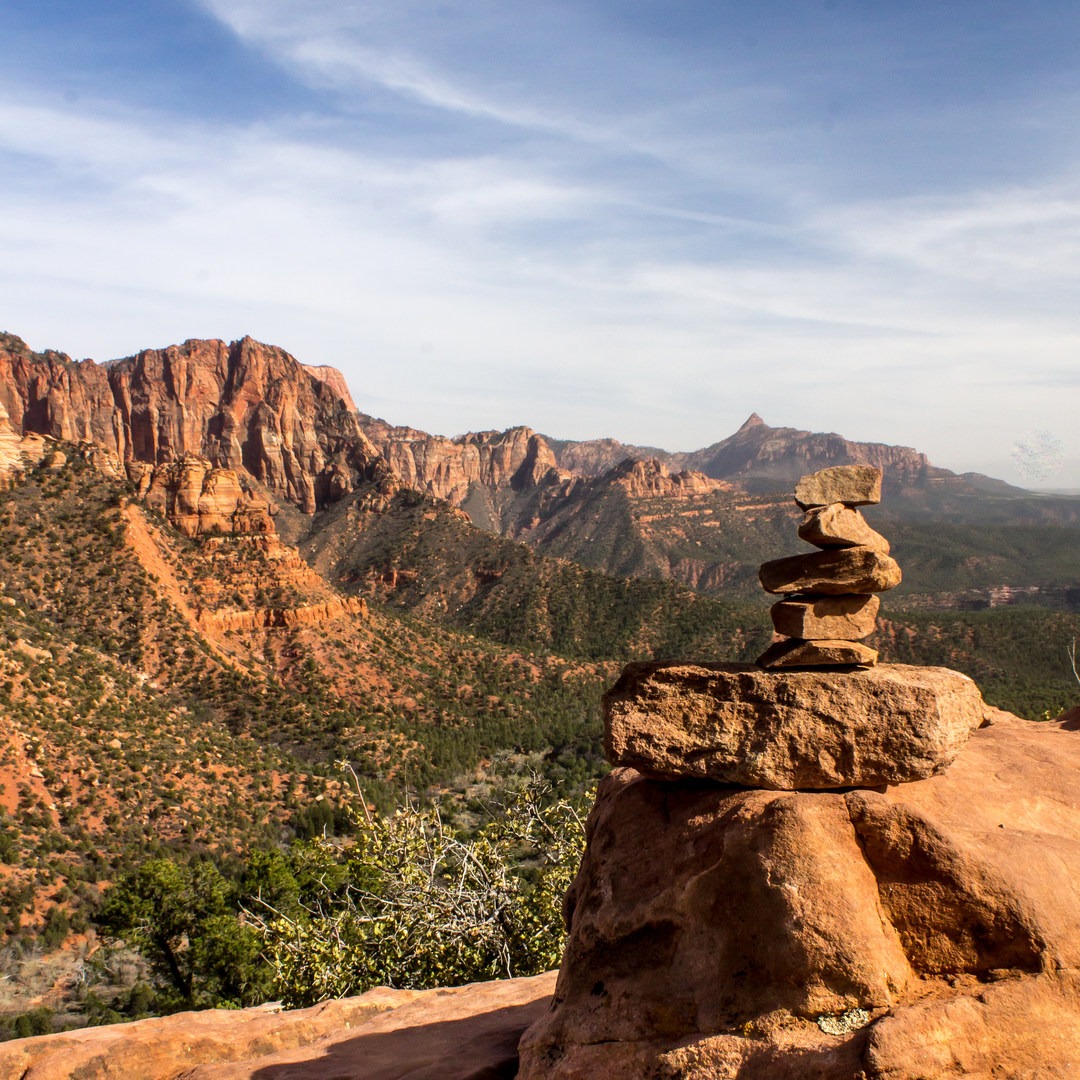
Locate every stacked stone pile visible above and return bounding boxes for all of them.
[518,480,1080,1076]
[756,464,902,669]
[518,647,1080,1078]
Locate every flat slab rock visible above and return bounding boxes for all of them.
[759,545,901,595]
[603,661,987,789]
[794,465,882,509]
[756,637,879,668]
[0,973,556,1080]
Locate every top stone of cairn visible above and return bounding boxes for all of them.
[794,464,882,510]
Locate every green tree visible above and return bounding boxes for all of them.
[98,858,267,1009]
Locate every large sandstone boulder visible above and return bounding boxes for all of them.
[519,712,1080,1079]
[604,661,987,789]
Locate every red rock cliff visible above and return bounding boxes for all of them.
[0,334,389,514]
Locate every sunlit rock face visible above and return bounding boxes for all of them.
[0,334,390,515]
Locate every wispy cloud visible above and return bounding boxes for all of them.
[1,1,1078,486]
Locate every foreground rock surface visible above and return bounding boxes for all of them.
[520,712,1080,1079]
[604,661,987,789]
[0,973,555,1080]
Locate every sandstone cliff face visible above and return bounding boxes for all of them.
[1,334,389,515]
[358,419,565,505]
[608,457,729,499]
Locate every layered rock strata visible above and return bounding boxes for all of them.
[757,465,900,668]
[0,335,391,516]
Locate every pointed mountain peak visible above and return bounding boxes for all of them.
[737,413,767,433]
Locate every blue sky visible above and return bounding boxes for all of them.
[1,1,1078,487]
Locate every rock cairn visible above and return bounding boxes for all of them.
[755,464,901,669]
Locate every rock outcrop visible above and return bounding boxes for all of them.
[358,420,567,505]
[608,457,729,499]
[129,456,275,537]
[519,709,1080,1079]
[199,596,367,634]
[0,973,556,1080]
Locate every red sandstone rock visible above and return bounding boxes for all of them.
[798,503,890,552]
[794,465,882,509]
[760,545,901,595]
[769,594,879,640]
[520,712,1080,1078]
[1,336,389,515]
[603,661,986,789]
[133,456,275,537]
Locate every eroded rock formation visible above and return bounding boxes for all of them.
[520,705,1080,1079]
[128,456,276,537]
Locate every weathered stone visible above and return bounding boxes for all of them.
[0,973,556,1080]
[760,545,901,595]
[603,661,986,789]
[770,594,879,640]
[798,503,890,552]
[757,637,878,668]
[794,465,882,509]
[520,712,1080,1079]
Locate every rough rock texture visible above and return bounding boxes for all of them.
[520,712,1080,1079]
[199,596,367,634]
[0,334,389,514]
[798,504,890,552]
[756,637,879,668]
[128,456,275,537]
[760,546,902,595]
[603,661,987,789]
[0,974,556,1080]
[770,594,879,640]
[794,465,882,509]
[358,420,565,506]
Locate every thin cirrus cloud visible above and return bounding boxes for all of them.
[0,0,1077,485]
